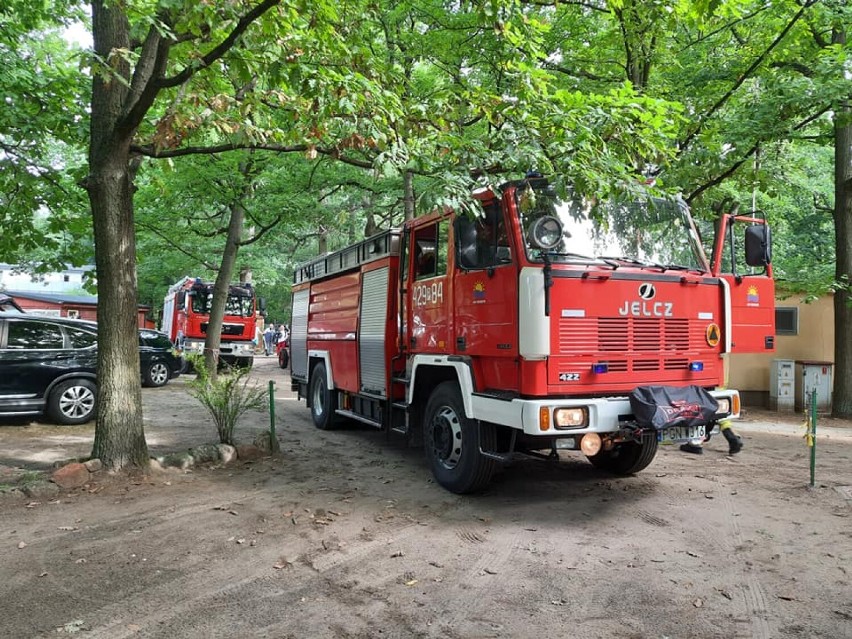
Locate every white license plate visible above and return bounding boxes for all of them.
[658,425,706,443]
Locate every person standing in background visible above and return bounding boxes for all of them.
[263,324,275,356]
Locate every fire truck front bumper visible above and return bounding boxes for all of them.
[471,389,740,438]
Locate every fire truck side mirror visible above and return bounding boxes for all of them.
[744,225,771,267]
[258,297,267,314]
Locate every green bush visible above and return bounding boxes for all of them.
[186,354,267,446]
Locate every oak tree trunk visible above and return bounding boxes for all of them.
[832,95,852,417]
[87,0,148,467]
[203,199,246,377]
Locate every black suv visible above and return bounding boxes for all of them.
[138,329,182,388]
[0,312,98,424]
[0,315,183,425]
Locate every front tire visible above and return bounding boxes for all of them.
[278,348,289,369]
[142,361,171,387]
[47,379,97,425]
[423,382,496,494]
[587,433,658,475]
[309,361,338,430]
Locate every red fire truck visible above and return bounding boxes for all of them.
[289,175,775,493]
[162,276,259,368]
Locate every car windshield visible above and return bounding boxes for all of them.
[516,183,707,271]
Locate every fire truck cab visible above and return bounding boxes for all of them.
[162,277,259,369]
[290,176,774,493]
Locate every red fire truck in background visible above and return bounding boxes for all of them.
[162,276,259,369]
[289,175,775,493]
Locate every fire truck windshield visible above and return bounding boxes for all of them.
[516,185,706,272]
[190,292,254,317]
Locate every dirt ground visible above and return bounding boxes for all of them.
[1,356,851,639]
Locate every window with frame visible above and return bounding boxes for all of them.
[66,326,98,348]
[775,307,798,336]
[414,222,447,280]
[5,320,65,350]
[455,200,510,270]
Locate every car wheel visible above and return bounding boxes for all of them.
[47,379,97,425]
[143,361,171,387]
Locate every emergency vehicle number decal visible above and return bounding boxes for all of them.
[559,373,580,382]
[413,281,444,307]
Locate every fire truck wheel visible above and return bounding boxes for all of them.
[309,362,338,430]
[587,433,659,475]
[423,382,496,494]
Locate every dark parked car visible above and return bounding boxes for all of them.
[0,312,98,424]
[138,329,182,387]
[0,314,183,425]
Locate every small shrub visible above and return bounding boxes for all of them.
[186,354,267,446]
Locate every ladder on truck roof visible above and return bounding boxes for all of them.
[293,229,402,285]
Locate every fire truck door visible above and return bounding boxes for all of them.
[721,273,776,353]
[713,217,776,353]
[452,208,518,363]
[407,221,451,353]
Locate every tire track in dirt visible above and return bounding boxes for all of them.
[719,477,773,639]
[79,518,425,639]
[436,522,527,637]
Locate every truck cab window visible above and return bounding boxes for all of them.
[414,222,446,280]
[455,200,510,270]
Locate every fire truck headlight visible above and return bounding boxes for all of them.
[554,407,588,429]
[580,433,602,456]
[716,398,731,415]
[529,216,564,250]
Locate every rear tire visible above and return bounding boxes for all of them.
[587,433,658,475]
[47,379,97,425]
[278,348,289,369]
[423,382,496,493]
[142,361,170,387]
[309,361,338,430]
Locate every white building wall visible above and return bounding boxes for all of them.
[0,263,95,293]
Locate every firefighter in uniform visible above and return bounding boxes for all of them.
[680,355,744,455]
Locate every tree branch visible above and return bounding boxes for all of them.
[680,0,819,151]
[135,219,219,270]
[158,0,281,89]
[131,141,377,169]
[685,105,832,204]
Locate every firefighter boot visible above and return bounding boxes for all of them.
[721,427,743,455]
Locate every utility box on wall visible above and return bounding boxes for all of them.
[795,361,833,413]
[769,359,795,411]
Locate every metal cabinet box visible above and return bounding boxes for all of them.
[769,359,795,411]
[795,361,833,413]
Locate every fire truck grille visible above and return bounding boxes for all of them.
[558,317,698,367]
[201,322,244,336]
